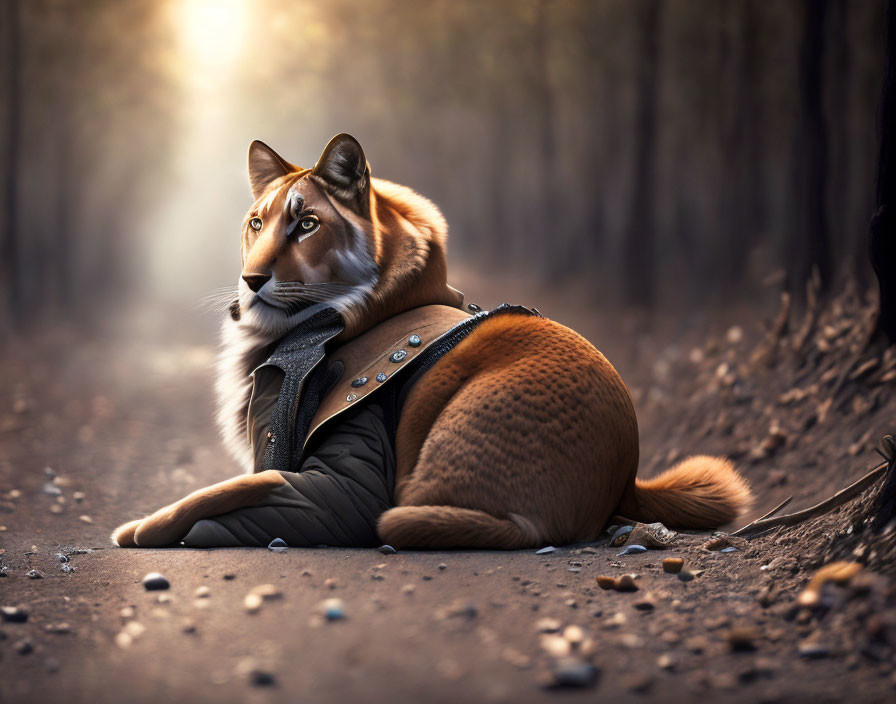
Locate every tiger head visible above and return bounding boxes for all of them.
[233,133,461,341]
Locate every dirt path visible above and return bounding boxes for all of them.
[1,272,895,703]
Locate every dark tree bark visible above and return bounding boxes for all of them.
[827,0,857,289]
[720,0,764,293]
[787,0,832,301]
[2,0,22,328]
[622,0,661,306]
[532,0,564,279]
[871,0,896,343]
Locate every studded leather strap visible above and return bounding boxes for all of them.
[301,304,472,455]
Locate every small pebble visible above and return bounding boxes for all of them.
[677,570,695,582]
[596,576,616,590]
[249,669,277,687]
[617,544,647,556]
[73,491,85,502]
[44,622,71,634]
[726,628,759,652]
[14,638,33,655]
[703,536,730,551]
[119,607,135,620]
[615,575,639,592]
[438,563,447,570]
[194,586,210,598]
[536,618,562,633]
[26,569,44,579]
[49,504,63,514]
[563,625,585,645]
[78,515,93,524]
[1,606,28,623]
[609,524,634,547]
[142,573,170,591]
[798,641,830,659]
[543,657,599,689]
[662,558,684,574]
[657,653,676,670]
[44,657,60,673]
[720,547,738,553]
[633,599,655,611]
[540,634,571,657]
[536,546,557,555]
[124,621,146,638]
[321,597,346,621]
[61,564,75,573]
[244,593,263,613]
[267,538,288,552]
[249,584,282,600]
[236,658,277,687]
[376,544,397,555]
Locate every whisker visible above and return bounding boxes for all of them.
[196,285,240,313]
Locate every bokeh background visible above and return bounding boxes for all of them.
[0,0,888,333]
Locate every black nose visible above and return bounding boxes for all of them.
[242,273,271,293]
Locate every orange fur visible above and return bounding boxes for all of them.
[112,134,754,549]
[617,456,754,529]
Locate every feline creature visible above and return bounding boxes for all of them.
[111,134,753,550]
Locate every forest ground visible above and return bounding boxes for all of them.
[1,267,895,704]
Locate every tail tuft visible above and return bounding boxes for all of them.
[628,455,753,529]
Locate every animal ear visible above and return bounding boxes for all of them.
[248,140,295,200]
[312,133,370,211]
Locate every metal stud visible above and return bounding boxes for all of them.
[376,372,388,382]
[268,432,276,444]
[389,349,407,363]
[346,393,358,402]
[408,334,421,347]
[467,303,482,312]
[351,377,368,388]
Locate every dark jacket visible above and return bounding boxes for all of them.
[181,303,536,548]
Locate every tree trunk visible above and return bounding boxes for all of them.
[871,0,896,343]
[720,0,764,294]
[787,0,831,302]
[532,0,564,279]
[622,0,661,306]
[2,0,22,329]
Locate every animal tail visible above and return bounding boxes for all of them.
[619,455,753,529]
[377,505,541,549]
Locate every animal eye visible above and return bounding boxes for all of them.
[249,217,263,231]
[300,216,319,232]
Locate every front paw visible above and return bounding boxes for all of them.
[111,519,143,548]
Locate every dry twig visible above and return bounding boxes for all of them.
[732,460,889,538]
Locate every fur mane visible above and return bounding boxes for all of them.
[215,175,462,472]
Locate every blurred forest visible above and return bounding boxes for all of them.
[0,0,890,332]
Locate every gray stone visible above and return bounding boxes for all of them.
[544,657,599,689]
[1,606,28,623]
[142,572,170,591]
